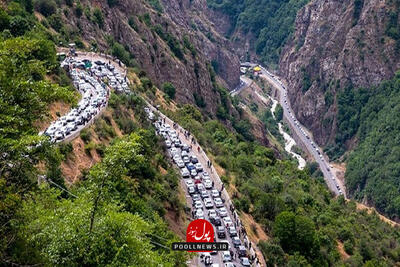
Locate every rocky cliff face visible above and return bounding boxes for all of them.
[62,0,239,116]
[280,0,400,146]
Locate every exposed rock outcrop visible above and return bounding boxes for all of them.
[63,0,240,117]
[280,0,400,146]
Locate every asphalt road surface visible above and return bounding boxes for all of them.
[257,66,344,196]
[234,63,344,196]
[145,104,264,267]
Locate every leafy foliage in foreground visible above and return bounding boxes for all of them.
[0,4,77,261]
[12,132,187,266]
[167,103,400,266]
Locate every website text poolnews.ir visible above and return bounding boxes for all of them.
[171,242,229,251]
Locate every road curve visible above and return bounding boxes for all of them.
[41,53,129,143]
[237,64,344,196]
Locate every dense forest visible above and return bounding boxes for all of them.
[161,103,400,266]
[207,0,308,66]
[334,72,400,219]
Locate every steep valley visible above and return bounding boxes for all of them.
[2,0,400,266]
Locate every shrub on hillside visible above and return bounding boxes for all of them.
[35,0,56,17]
[162,82,176,99]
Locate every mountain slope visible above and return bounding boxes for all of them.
[280,0,400,147]
[51,0,240,116]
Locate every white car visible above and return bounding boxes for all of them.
[44,126,57,136]
[188,186,196,194]
[165,140,171,148]
[202,172,210,179]
[222,251,232,262]
[182,156,190,164]
[218,207,228,217]
[190,169,197,177]
[195,163,203,172]
[214,197,224,208]
[66,122,77,131]
[181,168,190,178]
[173,154,181,163]
[176,160,185,168]
[170,147,178,155]
[204,179,213,189]
[194,200,203,210]
[197,183,205,192]
[185,180,194,187]
[195,208,204,218]
[211,189,220,198]
[204,198,214,209]
[223,217,233,227]
[54,131,64,141]
[208,209,217,218]
[66,115,75,122]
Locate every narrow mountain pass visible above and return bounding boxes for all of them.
[145,103,266,267]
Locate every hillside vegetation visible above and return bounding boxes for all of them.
[0,2,188,264]
[207,0,308,66]
[335,72,400,219]
[160,103,400,266]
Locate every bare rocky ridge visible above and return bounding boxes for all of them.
[280,0,400,146]
[63,0,239,116]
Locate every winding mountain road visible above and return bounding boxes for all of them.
[237,64,345,196]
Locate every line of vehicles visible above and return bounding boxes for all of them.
[144,108,253,267]
[42,57,129,143]
[275,75,343,195]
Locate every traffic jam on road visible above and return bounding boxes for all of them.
[263,69,343,195]
[144,108,256,267]
[41,57,129,143]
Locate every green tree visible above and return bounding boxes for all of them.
[274,211,317,257]
[35,0,56,17]
[275,103,283,121]
[17,187,166,266]
[162,82,176,99]
[93,8,104,28]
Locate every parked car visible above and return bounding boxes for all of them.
[204,198,214,209]
[190,169,197,177]
[240,257,250,267]
[218,207,228,217]
[181,168,190,178]
[195,163,203,172]
[223,217,233,227]
[185,179,194,187]
[229,227,237,237]
[214,197,224,208]
[188,186,196,194]
[195,208,204,219]
[191,155,199,164]
[211,189,220,198]
[194,200,203,210]
[222,251,232,262]
[204,179,213,189]
[210,216,221,226]
[208,209,217,218]
[232,236,241,248]
[238,246,247,258]
[217,226,226,239]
